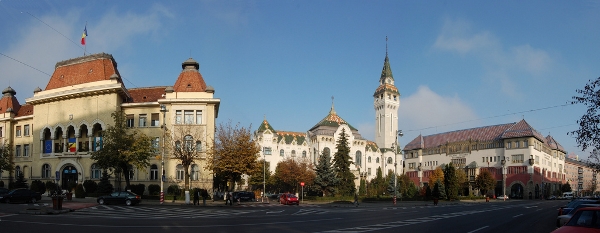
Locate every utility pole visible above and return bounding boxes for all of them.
[160,104,168,204]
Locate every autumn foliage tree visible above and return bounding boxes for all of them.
[429,166,444,185]
[91,111,154,190]
[206,121,261,192]
[273,158,315,193]
[0,140,14,182]
[475,169,496,197]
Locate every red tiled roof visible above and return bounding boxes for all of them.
[546,135,566,153]
[173,58,207,92]
[0,94,21,114]
[404,120,545,150]
[15,104,33,117]
[128,87,166,103]
[45,53,121,91]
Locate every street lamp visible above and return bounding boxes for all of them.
[263,151,266,203]
[394,130,403,203]
[160,104,168,204]
[501,157,506,201]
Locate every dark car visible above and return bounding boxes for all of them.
[97,191,141,206]
[280,193,299,205]
[232,191,256,202]
[0,188,42,204]
[0,187,9,195]
[559,199,600,216]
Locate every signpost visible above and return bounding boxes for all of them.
[300,182,305,203]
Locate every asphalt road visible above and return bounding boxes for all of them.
[0,199,564,233]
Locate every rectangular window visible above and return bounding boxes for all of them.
[16,126,21,137]
[368,168,372,176]
[126,115,134,128]
[184,110,194,124]
[23,144,30,157]
[511,154,524,163]
[15,145,21,157]
[151,113,160,126]
[175,110,182,124]
[152,137,160,152]
[264,147,272,155]
[24,125,30,136]
[139,114,147,127]
[196,111,202,124]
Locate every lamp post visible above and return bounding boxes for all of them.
[160,104,168,204]
[394,130,403,203]
[263,151,266,203]
[501,157,506,201]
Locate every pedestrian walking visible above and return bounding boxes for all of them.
[226,192,232,206]
[193,189,200,206]
[201,189,208,206]
[354,193,359,207]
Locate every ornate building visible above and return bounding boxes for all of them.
[0,53,218,194]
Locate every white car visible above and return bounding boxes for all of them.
[496,195,509,200]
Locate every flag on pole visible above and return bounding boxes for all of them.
[81,25,88,45]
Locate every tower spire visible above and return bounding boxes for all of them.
[330,96,336,114]
[386,36,388,57]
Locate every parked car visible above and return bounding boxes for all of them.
[280,193,299,205]
[0,187,9,195]
[97,191,141,206]
[558,199,600,216]
[0,188,42,204]
[232,191,256,202]
[552,206,600,233]
[496,195,509,200]
[557,203,600,227]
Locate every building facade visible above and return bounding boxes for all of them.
[0,53,218,194]
[403,121,568,199]
[564,157,599,197]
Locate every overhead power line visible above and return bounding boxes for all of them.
[23,11,83,51]
[0,52,52,76]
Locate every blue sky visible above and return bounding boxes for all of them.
[1,0,598,158]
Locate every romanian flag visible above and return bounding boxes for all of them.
[69,138,76,152]
[81,25,88,45]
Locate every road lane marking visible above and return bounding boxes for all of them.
[467,226,488,233]
[513,214,523,218]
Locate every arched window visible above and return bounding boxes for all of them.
[302,151,306,158]
[323,147,331,156]
[176,165,184,180]
[191,164,200,181]
[196,141,202,152]
[42,164,51,178]
[150,164,158,180]
[387,157,393,164]
[184,135,193,151]
[355,151,362,166]
[91,163,101,179]
[291,150,296,157]
[376,158,380,163]
[280,149,284,157]
[128,165,135,180]
[368,156,372,163]
[15,166,21,177]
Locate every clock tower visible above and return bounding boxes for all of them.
[373,41,400,150]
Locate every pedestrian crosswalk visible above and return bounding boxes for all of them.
[70,206,263,219]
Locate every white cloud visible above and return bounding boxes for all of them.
[0,4,173,103]
[511,44,552,76]
[400,86,479,133]
[433,18,497,54]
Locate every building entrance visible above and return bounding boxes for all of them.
[61,166,78,190]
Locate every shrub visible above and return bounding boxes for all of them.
[167,185,181,196]
[30,180,46,194]
[148,184,160,195]
[96,171,113,194]
[74,184,86,198]
[83,180,98,193]
[45,181,57,193]
[129,184,145,195]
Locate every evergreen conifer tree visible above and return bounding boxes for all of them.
[332,129,356,196]
[96,170,114,194]
[314,151,338,197]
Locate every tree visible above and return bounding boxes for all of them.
[429,166,444,184]
[397,174,413,200]
[432,180,446,200]
[570,78,600,153]
[561,182,573,193]
[332,128,356,196]
[369,167,385,197]
[168,123,205,192]
[386,170,398,197]
[455,168,468,196]
[314,151,338,197]
[248,160,272,193]
[91,111,154,190]
[0,140,13,181]
[273,158,315,193]
[206,121,261,192]
[96,170,114,194]
[443,163,459,200]
[475,170,496,197]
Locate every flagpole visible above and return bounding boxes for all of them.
[84,22,87,56]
